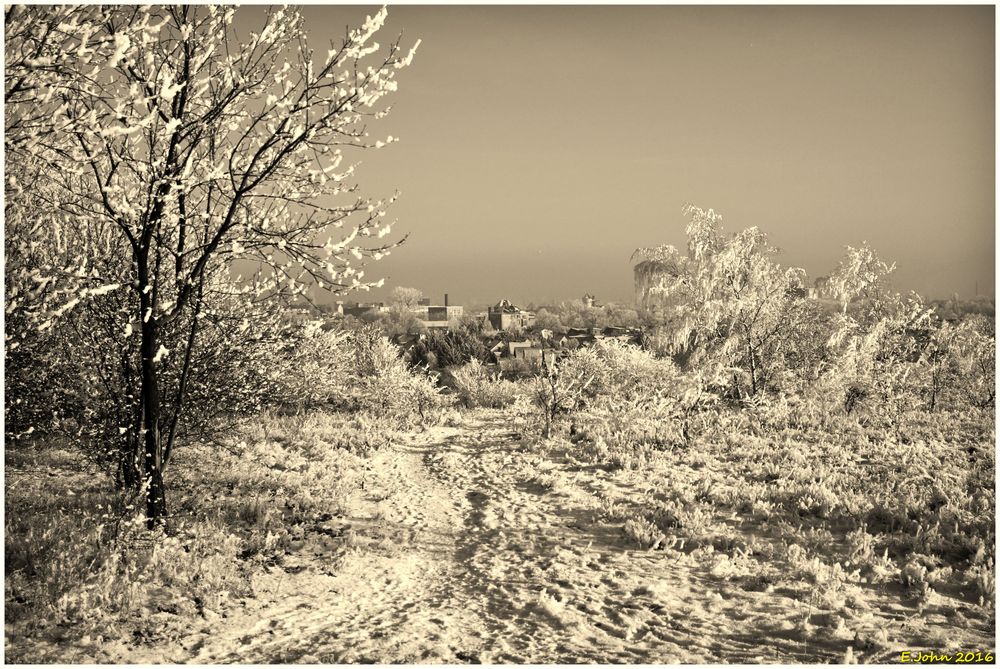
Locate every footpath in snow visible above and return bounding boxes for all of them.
[107,411,990,664]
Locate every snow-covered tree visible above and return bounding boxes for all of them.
[5,5,419,526]
[5,6,135,355]
[388,286,423,307]
[634,205,806,397]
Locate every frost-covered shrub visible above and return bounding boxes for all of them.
[263,320,458,425]
[532,357,596,438]
[350,328,448,426]
[451,360,520,409]
[623,516,667,550]
[560,339,679,404]
[793,481,841,519]
[557,340,723,456]
[816,298,931,438]
[267,320,355,413]
[917,315,996,411]
[572,394,688,468]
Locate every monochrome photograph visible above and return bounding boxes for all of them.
[4,3,995,663]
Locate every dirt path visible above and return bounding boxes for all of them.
[112,411,990,664]
[165,412,718,664]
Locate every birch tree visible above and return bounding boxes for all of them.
[6,5,419,527]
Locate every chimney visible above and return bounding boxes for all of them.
[444,293,449,307]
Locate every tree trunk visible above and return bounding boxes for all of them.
[138,269,168,529]
[116,345,143,489]
[118,437,142,489]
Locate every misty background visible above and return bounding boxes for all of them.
[280,5,993,307]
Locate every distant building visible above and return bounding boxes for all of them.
[558,325,644,349]
[514,346,542,362]
[487,338,539,364]
[487,340,505,364]
[419,293,463,328]
[582,293,601,308]
[564,327,597,347]
[488,299,536,331]
[601,326,644,346]
[340,301,387,318]
[507,339,536,357]
[282,304,317,324]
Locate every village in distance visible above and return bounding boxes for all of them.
[282,272,994,382]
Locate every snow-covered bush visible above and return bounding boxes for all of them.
[451,360,520,409]
[266,321,355,413]
[350,327,448,426]
[559,339,679,404]
[533,357,595,439]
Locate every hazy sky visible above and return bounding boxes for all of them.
[289,5,993,307]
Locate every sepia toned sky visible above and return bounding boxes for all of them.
[285,5,993,307]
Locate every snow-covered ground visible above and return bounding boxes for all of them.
[26,409,982,664]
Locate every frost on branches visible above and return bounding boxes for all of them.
[4,5,419,527]
[633,206,993,432]
[634,205,806,398]
[828,242,897,316]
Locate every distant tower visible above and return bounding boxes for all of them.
[582,293,596,308]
